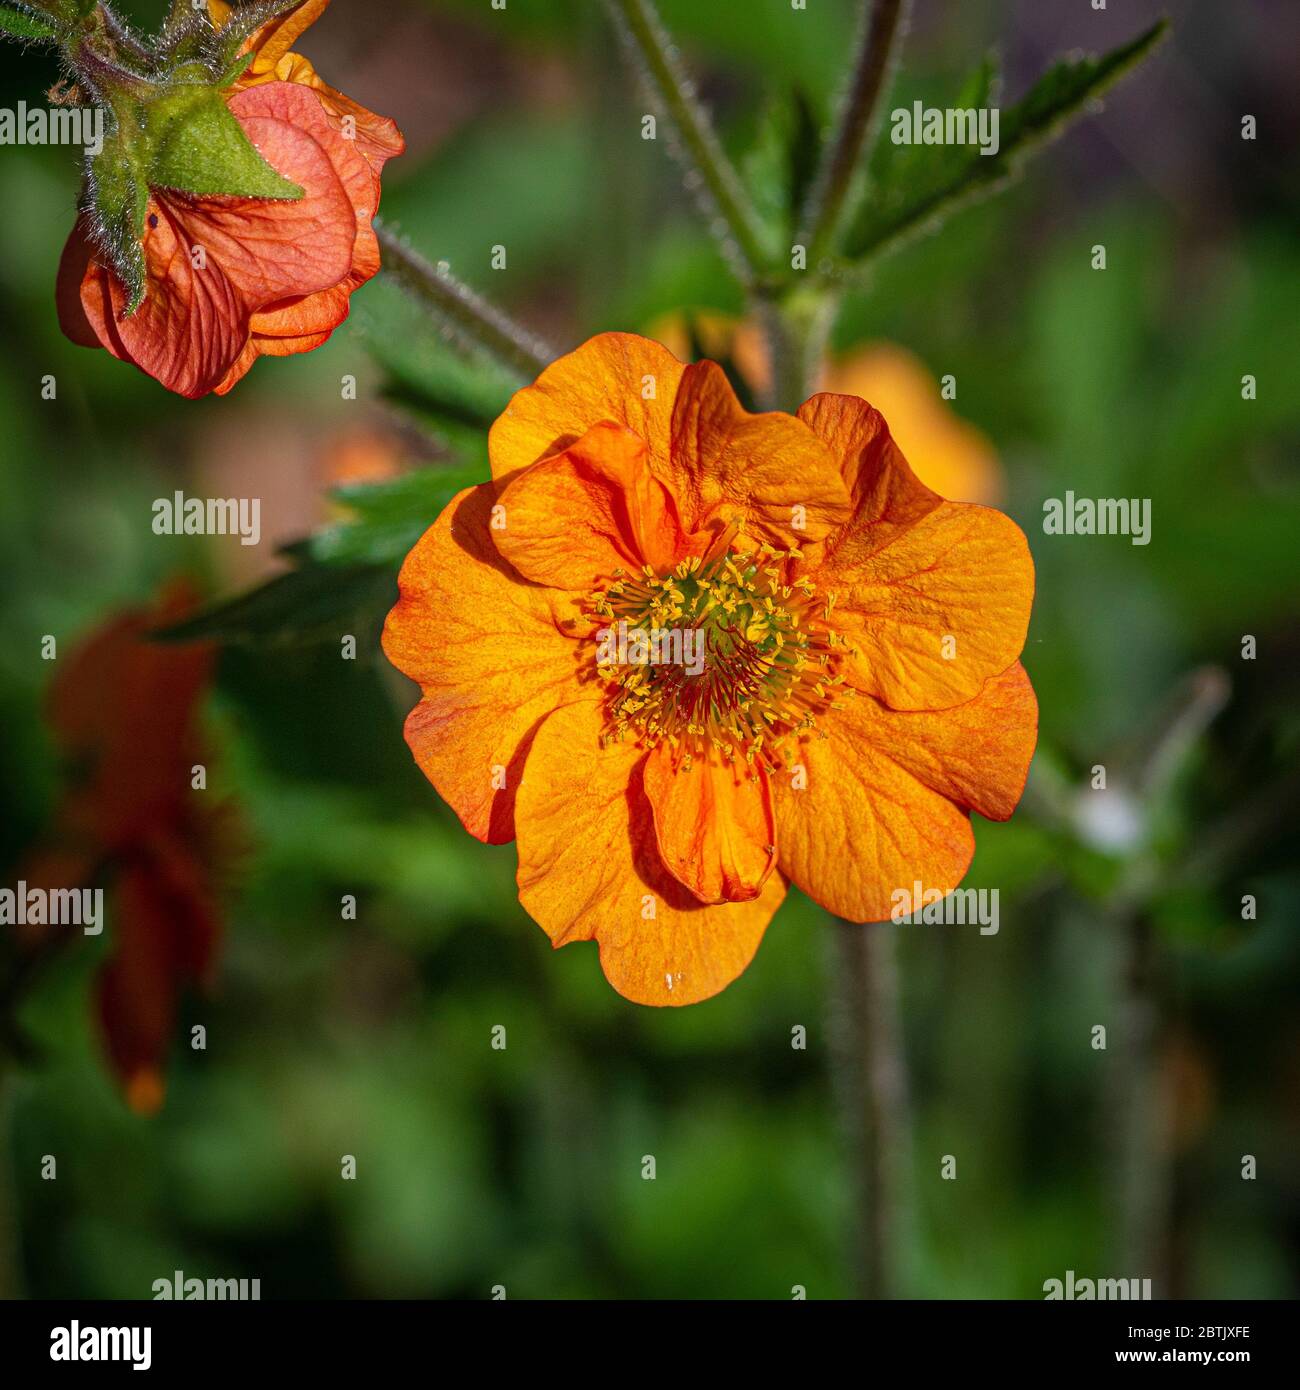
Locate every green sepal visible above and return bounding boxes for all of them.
[88,131,150,312]
[146,82,303,199]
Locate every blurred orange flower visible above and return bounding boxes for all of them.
[652,313,1002,504]
[384,333,1036,1005]
[21,582,228,1112]
[57,0,403,398]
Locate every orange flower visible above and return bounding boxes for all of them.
[57,0,403,398]
[20,582,228,1111]
[652,313,1002,503]
[383,333,1037,1006]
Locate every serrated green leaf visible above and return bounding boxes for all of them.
[147,85,303,199]
[0,2,60,41]
[309,464,487,566]
[843,20,1168,264]
[154,563,395,648]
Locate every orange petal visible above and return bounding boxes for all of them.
[55,219,102,348]
[514,700,786,1005]
[381,482,589,844]
[490,332,686,481]
[493,421,692,589]
[642,748,776,903]
[209,0,332,76]
[773,663,1038,921]
[96,843,219,1110]
[669,361,851,544]
[798,392,1034,710]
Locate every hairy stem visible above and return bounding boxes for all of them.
[830,919,911,1298]
[606,0,771,286]
[376,224,557,383]
[800,0,910,267]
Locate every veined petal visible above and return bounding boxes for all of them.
[78,83,357,398]
[798,392,1034,710]
[490,332,686,481]
[382,482,589,844]
[669,361,851,544]
[494,421,691,589]
[515,700,786,1005]
[642,747,776,904]
[773,663,1037,922]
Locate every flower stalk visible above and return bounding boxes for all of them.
[831,919,913,1299]
[376,224,557,383]
[800,0,911,269]
[605,0,773,287]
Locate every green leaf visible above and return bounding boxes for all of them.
[0,2,60,41]
[309,464,487,567]
[363,322,517,449]
[743,88,823,239]
[154,563,396,649]
[147,84,303,199]
[842,20,1169,264]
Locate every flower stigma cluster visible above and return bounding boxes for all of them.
[587,527,853,772]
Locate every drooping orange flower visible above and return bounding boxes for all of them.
[383,333,1037,1006]
[19,581,228,1111]
[57,0,403,398]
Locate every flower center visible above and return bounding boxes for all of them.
[587,541,850,770]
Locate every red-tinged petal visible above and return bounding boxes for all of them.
[642,747,776,903]
[514,699,786,1005]
[381,482,591,843]
[90,83,357,397]
[773,663,1038,922]
[96,842,220,1113]
[55,219,103,348]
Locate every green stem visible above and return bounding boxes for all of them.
[606,0,772,286]
[800,0,910,268]
[376,224,556,384]
[830,918,911,1298]
[754,284,836,412]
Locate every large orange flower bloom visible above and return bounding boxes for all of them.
[57,0,403,398]
[383,333,1037,1005]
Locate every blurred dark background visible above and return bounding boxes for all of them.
[0,0,1296,1298]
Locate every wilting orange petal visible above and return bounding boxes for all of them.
[798,392,1033,711]
[642,748,776,903]
[208,0,331,76]
[382,483,589,844]
[490,332,686,481]
[669,361,850,544]
[97,841,219,1110]
[515,700,786,1005]
[773,663,1038,921]
[494,421,693,589]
